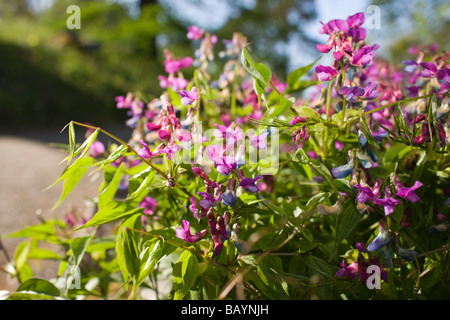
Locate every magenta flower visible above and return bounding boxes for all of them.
[163,51,193,74]
[292,126,310,144]
[187,26,204,40]
[436,68,450,83]
[351,44,378,67]
[88,141,105,158]
[137,140,162,159]
[289,116,309,125]
[393,176,423,203]
[316,36,334,54]
[354,178,382,203]
[319,19,349,35]
[213,123,244,145]
[249,131,269,149]
[197,191,219,209]
[315,65,338,82]
[238,170,263,193]
[139,196,157,216]
[374,185,400,216]
[178,86,199,106]
[336,260,358,280]
[361,81,379,100]
[158,75,188,91]
[176,220,207,243]
[346,12,366,42]
[338,85,365,102]
[115,93,133,109]
[160,143,182,160]
[420,62,437,78]
[206,144,237,176]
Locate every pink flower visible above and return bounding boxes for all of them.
[249,131,269,149]
[139,196,157,215]
[187,26,204,40]
[393,176,423,203]
[160,141,182,160]
[351,44,378,67]
[178,86,199,106]
[137,140,162,159]
[289,116,309,125]
[238,170,263,193]
[315,65,338,82]
[176,220,207,243]
[88,141,105,157]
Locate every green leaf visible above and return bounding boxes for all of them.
[64,235,94,294]
[241,47,270,84]
[98,162,126,209]
[91,144,128,168]
[75,200,144,230]
[241,47,272,107]
[27,247,63,260]
[127,168,155,201]
[359,116,380,152]
[73,129,99,159]
[291,105,320,120]
[286,57,321,92]
[173,250,199,300]
[254,255,289,300]
[137,238,163,287]
[68,122,76,163]
[334,200,360,246]
[6,220,65,244]
[270,95,295,117]
[116,227,140,283]
[394,104,412,143]
[14,240,31,273]
[17,277,61,297]
[50,156,95,210]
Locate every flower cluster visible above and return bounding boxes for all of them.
[100,10,449,297]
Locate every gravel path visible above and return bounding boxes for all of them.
[0,125,131,291]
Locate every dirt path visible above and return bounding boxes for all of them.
[0,125,131,291]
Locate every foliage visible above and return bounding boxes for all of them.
[2,11,450,301]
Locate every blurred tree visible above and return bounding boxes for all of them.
[0,0,33,18]
[370,0,450,61]
[157,0,319,78]
[217,0,318,77]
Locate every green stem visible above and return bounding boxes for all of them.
[340,60,347,125]
[67,121,193,198]
[323,78,335,158]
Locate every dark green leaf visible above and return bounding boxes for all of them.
[334,200,360,246]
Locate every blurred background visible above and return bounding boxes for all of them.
[0,0,449,291]
[0,0,448,129]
